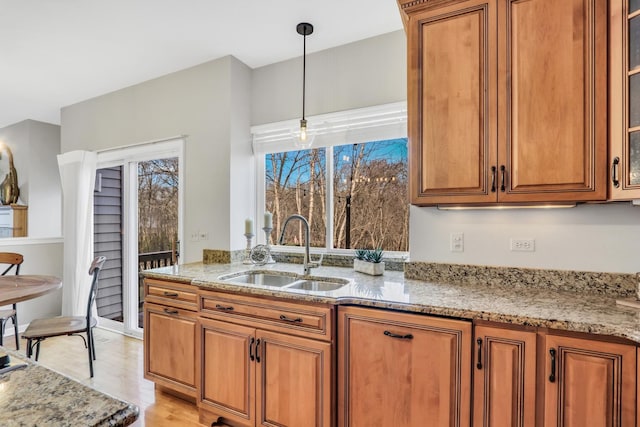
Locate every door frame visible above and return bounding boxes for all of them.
[95,137,185,338]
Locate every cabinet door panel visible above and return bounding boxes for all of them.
[199,318,255,425]
[543,335,636,427]
[499,0,607,201]
[256,330,332,427]
[473,325,536,427]
[144,303,196,393]
[339,306,471,427]
[408,0,497,205]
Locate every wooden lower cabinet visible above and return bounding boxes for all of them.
[144,302,197,396]
[542,334,636,427]
[472,325,537,427]
[338,306,472,427]
[198,316,332,427]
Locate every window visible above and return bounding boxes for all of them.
[255,103,408,253]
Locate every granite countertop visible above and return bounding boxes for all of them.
[0,349,138,427]
[144,262,640,345]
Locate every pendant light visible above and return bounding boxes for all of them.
[295,22,314,148]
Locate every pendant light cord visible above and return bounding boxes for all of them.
[302,32,307,121]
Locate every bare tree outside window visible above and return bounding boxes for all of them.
[138,158,179,254]
[266,149,327,247]
[333,139,408,251]
[265,138,408,252]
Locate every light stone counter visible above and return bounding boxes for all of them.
[143,262,640,345]
[0,349,138,426]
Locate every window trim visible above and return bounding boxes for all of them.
[252,102,408,254]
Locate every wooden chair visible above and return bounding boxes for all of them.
[23,256,106,377]
[0,252,24,350]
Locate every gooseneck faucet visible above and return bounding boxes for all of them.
[278,214,322,275]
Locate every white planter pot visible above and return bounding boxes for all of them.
[353,259,385,276]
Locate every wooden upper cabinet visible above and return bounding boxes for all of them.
[498,0,607,202]
[398,0,608,205]
[609,0,640,199]
[406,0,498,205]
[543,334,636,427]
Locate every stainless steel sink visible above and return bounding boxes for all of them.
[218,270,349,292]
[218,271,299,287]
[286,279,348,292]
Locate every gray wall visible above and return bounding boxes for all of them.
[62,56,252,262]
[0,119,62,238]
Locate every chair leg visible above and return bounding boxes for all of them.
[0,319,4,346]
[12,315,18,350]
[35,341,41,361]
[90,328,96,361]
[87,332,94,378]
[25,338,31,358]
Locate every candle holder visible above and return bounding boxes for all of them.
[243,232,255,264]
[262,227,276,264]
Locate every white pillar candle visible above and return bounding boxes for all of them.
[245,218,253,235]
[264,211,273,229]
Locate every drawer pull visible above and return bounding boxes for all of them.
[476,338,483,370]
[255,339,261,363]
[163,308,179,315]
[163,291,179,297]
[383,330,413,340]
[249,337,255,362]
[279,314,303,323]
[612,157,620,188]
[215,304,234,311]
[500,165,506,192]
[490,166,497,192]
[549,348,557,383]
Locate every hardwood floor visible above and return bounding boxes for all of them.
[6,328,205,426]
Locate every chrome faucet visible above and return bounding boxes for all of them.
[278,214,322,275]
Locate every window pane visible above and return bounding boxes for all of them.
[630,131,640,185]
[631,0,640,14]
[631,73,640,128]
[265,149,327,248]
[631,16,640,70]
[333,138,409,251]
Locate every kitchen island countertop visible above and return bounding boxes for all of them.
[143,261,640,345]
[0,349,138,427]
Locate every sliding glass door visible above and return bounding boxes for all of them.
[94,139,183,338]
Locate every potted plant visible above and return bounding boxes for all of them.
[353,248,385,276]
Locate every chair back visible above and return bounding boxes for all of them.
[86,256,106,322]
[0,252,23,276]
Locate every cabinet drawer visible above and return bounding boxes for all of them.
[200,290,333,341]
[144,278,198,311]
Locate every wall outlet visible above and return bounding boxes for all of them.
[450,232,464,252]
[510,238,535,252]
[190,231,200,241]
[199,231,209,241]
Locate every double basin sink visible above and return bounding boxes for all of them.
[217,270,349,292]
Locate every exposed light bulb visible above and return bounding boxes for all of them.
[299,119,308,142]
[294,118,314,148]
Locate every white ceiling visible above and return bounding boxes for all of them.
[0,0,404,129]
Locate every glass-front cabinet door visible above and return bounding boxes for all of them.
[611,0,640,198]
